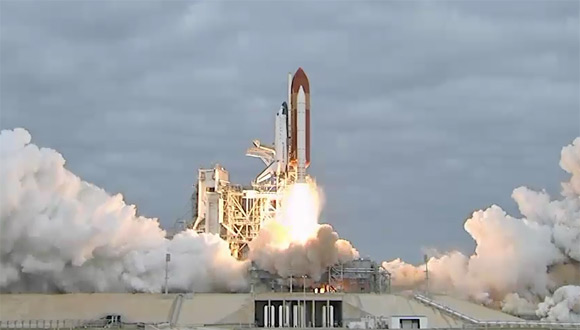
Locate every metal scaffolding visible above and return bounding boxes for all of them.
[190,164,287,259]
[327,258,391,294]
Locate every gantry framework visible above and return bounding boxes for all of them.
[190,163,289,259]
[327,258,391,294]
[191,69,307,260]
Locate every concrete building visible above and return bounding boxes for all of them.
[1,292,577,329]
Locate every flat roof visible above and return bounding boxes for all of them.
[0,292,524,328]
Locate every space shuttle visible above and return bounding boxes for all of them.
[247,68,311,184]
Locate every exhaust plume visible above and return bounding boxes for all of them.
[0,128,248,293]
[249,182,359,279]
[383,137,580,321]
[249,221,359,280]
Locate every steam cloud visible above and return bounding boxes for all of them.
[0,128,248,293]
[537,285,580,322]
[383,137,580,321]
[3,125,576,323]
[249,221,359,280]
[248,179,359,280]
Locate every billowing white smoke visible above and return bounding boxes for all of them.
[537,285,580,322]
[248,180,358,280]
[0,128,248,293]
[383,137,580,321]
[249,221,359,280]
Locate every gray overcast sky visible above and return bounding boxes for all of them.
[1,0,578,263]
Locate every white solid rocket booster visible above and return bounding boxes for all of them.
[275,103,288,175]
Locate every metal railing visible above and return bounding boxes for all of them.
[0,319,110,329]
[414,294,580,329]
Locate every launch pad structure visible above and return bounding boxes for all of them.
[190,164,278,259]
[189,68,390,294]
[190,68,311,260]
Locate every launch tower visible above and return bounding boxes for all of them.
[191,68,312,259]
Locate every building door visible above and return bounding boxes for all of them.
[400,319,420,329]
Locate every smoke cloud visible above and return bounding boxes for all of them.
[537,285,580,322]
[249,221,359,280]
[383,137,580,321]
[248,180,359,280]
[0,128,248,293]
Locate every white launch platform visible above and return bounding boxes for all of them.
[191,68,312,259]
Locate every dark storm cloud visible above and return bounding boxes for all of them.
[1,0,578,262]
